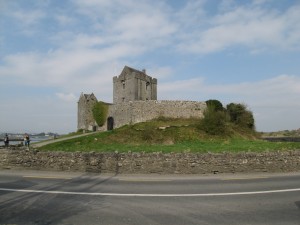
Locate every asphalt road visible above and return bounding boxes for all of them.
[0,170,300,225]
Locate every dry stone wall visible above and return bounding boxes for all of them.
[1,149,300,174]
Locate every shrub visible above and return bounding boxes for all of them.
[226,103,255,130]
[205,99,224,112]
[198,105,228,135]
[199,100,256,136]
[92,101,108,127]
[141,128,156,142]
[77,129,84,133]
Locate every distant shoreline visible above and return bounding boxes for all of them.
[0,136,52,146]
[261,137,300,142]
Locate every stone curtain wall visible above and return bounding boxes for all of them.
[1,150,300,174]
[108,100,207,129]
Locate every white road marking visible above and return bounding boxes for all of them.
[221,176,268,181]
[118,178,172,182]
[23,176,72,180]
[0,187,300,197]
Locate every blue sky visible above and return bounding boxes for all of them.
[1,0,300,134]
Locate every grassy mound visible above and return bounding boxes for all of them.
[39,118,300,153]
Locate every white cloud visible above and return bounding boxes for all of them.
[66,34,105,49]
[55,14,76,26]
[56,93,77,102]
[148,66,173,80]
[73,0,176,48]
[161,74,300,102]
[7,8,46,36]
[0,45,139,91]
[159,78,206,100]
[175,0,206,27]
[218,0,235,11]
[0,0,177,98]
[12,9,45,25]
[112,12,176,44]
[178,2,300,54]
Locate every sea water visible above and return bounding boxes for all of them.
[0,136,52,146]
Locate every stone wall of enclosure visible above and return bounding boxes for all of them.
[1,149,300,174]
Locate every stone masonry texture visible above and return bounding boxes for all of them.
[1,149,300,174]
[113,66,157,104]
[77,93,98,130]
[108,100,206,129]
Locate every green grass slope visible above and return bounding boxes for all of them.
[39,118,300,153]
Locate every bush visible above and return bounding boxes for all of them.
[92,101,108,127]
[198,105,228,135]
[205,99,224,112]
[141,128,156,142]
[226,103,255,130]
[199,100,256,136]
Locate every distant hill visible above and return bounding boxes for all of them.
[261,129,300,137]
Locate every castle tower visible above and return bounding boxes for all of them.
[77,93,98,130]
[113,66,157,104]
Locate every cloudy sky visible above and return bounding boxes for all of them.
[1,0,300,134]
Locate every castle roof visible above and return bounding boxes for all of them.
[116,65,157,83]
[78,92,97,102]
[121,65,146,76]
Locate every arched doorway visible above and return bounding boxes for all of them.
[107,117,114,130]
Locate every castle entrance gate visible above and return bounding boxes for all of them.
[107,117,114,130]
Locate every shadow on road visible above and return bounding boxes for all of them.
[295,201,300,210]
[0,173,117,225]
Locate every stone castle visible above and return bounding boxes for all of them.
[78,66,206,131]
